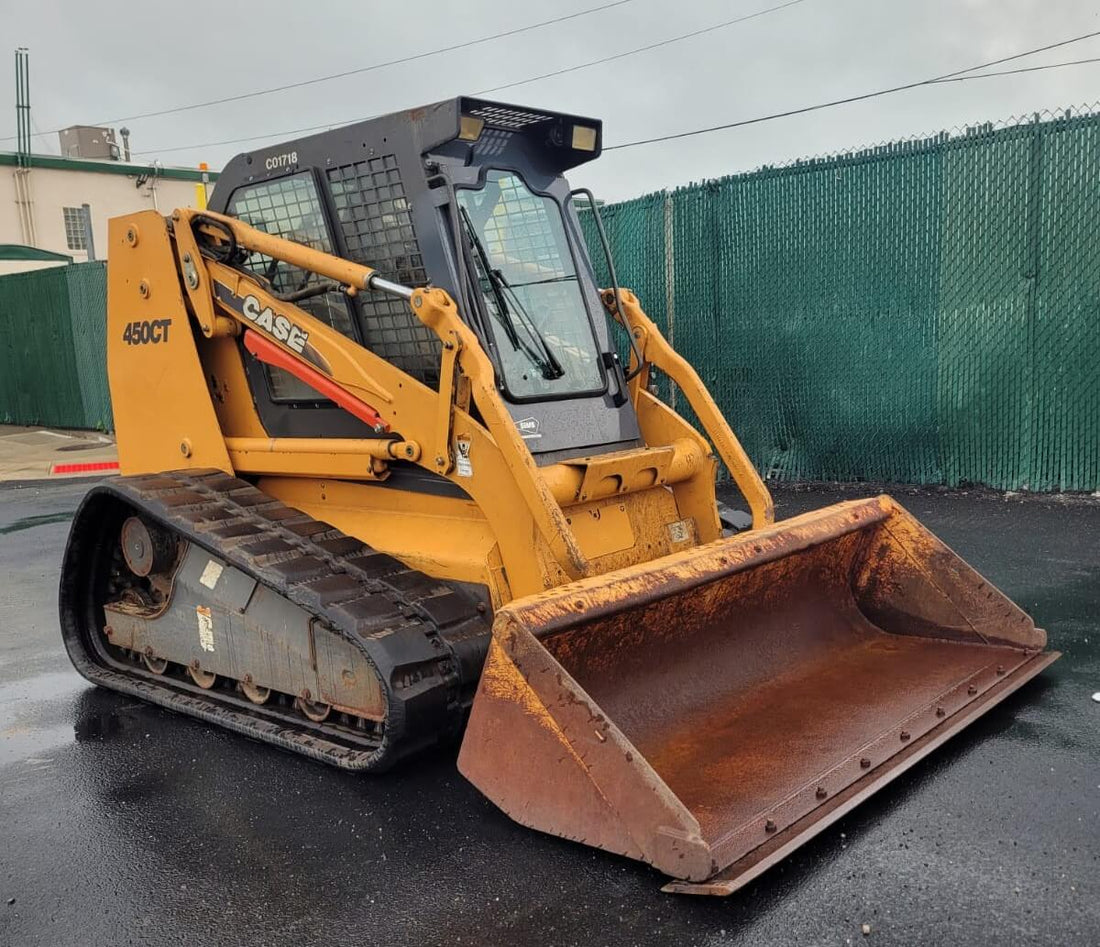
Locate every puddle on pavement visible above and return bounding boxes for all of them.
[70,688,151,745]
[73,707,126,742]
[0,675,141,765]
[0,511,75,535]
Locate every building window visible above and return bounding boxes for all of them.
[63,206,87,250]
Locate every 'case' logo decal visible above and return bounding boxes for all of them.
[242,294,310,354]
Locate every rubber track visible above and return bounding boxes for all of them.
[59,469,492,771]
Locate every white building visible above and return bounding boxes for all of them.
[1,151,217,275]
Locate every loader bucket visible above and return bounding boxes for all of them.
[457,496,1057,894]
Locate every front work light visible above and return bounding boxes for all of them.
[571,125,598,152]
[459,115,485,142]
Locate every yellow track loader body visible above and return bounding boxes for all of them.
[59,97,1056,896]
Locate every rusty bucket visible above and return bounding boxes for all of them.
[457,496,1057,894]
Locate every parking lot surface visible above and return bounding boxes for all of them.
[1,478,1097,946]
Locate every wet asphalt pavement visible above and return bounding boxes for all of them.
[0,479,1097,947]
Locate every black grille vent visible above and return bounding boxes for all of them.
[468,104,555,130]
[327,155,440,387]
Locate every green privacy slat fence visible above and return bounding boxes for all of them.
[0,262,112,430]
[582,108,1100,492]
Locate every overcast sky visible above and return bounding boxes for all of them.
[5,0,1099,201]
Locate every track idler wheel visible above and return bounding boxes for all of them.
[188,661,217,689]
[296,693,331,722]
[240,676,271,705]
[142,647,168,675]
[120,516,178,577]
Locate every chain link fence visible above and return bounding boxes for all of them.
[2,108,1097,492]
[583,106,1100,492]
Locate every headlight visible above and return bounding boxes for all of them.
[571,125,598,152]
[459,115,485,142]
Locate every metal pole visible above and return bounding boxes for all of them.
[13,49,37,246]
[14,50,20,162]
[81,203,96,261]
[18,48,31,168]
[23,49,29,165]
[15,49,26,166]
[15,49,23,163]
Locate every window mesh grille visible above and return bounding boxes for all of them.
[477,174,587,350]
[328,155,440,387]
[227,172,355,401]
[481,174,566,274]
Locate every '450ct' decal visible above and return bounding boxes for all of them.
[122,319,172,345]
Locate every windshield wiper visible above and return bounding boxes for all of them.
[491,268,566,379]
[460,207,564,381]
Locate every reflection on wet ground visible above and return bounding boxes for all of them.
[0,511,74,536]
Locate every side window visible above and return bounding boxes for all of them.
[226,172,353,402]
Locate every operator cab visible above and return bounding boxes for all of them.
[210,97,639,461]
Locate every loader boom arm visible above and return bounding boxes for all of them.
[170,209,591,586]
[144,208,769,595]
[608,289,774,527]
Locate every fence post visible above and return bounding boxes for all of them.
[663,190,676,411]
[1022,113,1044,489]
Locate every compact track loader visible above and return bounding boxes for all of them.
[59,97,1057,894]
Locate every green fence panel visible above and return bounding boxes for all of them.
[2,111,1097,491]
[935,126,1033,490]
[65,263,112,430]
[584,109,1100,492]
[0,265,85,428]
[713,147,942,484]
[1030,115,1100,491]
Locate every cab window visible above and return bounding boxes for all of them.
[227,172,354,402]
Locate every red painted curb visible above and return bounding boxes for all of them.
[49,461,120,475]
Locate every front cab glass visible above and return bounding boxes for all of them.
[456,170,605,401]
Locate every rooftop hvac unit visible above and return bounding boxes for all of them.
[58,125,121,161]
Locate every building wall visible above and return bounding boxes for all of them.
[1,161,211,266]
[0,259,67,277]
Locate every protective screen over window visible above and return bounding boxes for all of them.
[227,172,353,401]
